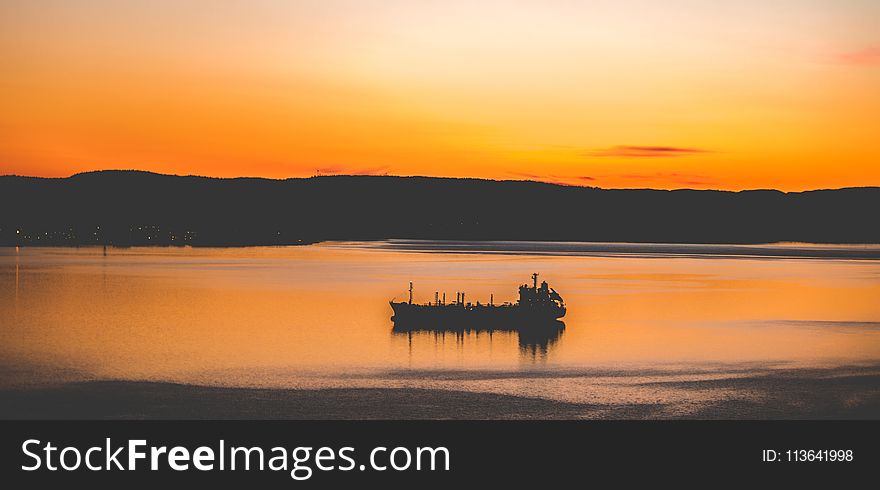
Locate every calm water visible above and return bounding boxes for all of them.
[2,241,880,413]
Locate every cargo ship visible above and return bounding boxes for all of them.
[389,273,566,326]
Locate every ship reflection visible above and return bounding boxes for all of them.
[391,320,565,357]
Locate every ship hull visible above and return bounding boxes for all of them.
[389,301,565,328]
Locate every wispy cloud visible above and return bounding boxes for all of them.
[314,166,344,175]
[507,171,596,186]
[616,172,717,187]
[837,47,880,66]
[508,170,716,188]
[585,146,711,158]
[349,166,390,176]
[314,165,390,176]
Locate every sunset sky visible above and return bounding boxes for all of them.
[1,0,878,190]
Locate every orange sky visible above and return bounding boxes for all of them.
[1,0,878,190]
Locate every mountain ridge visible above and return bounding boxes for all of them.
[2,171,878,245]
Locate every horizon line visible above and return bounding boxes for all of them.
[2,169,879,194]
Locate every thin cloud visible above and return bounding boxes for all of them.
[314,166,344,175]
[508,171,715,187]
[508,171,544,180]
[586,146,711,158]
[837,47,880,66]
[616,172,717,187]
[507,171,595,186]
[314,165,390,176]
[348,166,390,176]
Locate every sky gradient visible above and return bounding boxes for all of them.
[1,0,878,190]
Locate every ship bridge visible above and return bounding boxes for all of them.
[518,273,565,308]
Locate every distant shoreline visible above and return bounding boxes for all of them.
[4,171,879,246]
[5,240,880,261]
[4,170,879,194]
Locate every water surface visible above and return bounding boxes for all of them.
[2,241,879,416]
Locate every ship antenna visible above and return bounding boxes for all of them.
[408,282,413,304]
[532,273,538,289]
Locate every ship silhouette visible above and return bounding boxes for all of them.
[390,273,566,327]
